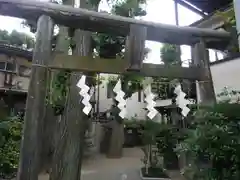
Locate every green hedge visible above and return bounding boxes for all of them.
[176,103,240,180]
[0,116,22,178]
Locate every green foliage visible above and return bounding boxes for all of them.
[107,74,144,99]
[160,44,180,66]
[141,120,163,170]
[112,0,147,17]
[0,30,35,49]
[0,116,22,178]
[155,124,181,154]
[141,120,161,146]
[216,7,236,28]
[87,0,101,7]
[217,87,240,97]
[121,74,144,98]
[154,123,183,170]
[176,103,240,180]
[216,87,240,103]
[46,70,71,116]
[93,0,147,60]
[151,43,182,100]
[124,118,145,128]
[92,33,125,58]
[92,0,148,100]
[215,7,239,53]
[124,119,182,169]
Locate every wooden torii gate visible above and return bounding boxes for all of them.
[0,0,231,179]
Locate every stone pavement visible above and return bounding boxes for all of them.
[39,148,184,180]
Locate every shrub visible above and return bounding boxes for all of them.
[176,103,240,180]
[141,120,162,173]
[0,116,22,178]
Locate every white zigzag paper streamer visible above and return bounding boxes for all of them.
[77,75,92,115]
[144,85,158,119]
[113,79,126,119]
[174,84,191,117]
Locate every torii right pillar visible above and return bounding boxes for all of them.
[192,39,216,106]
[234,0,240,50]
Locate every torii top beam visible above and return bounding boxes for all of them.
[0,0,231,49]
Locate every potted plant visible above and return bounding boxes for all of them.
[140,120,171,180]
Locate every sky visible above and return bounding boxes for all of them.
[0,0,209,65]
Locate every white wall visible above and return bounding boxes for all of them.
[210,57,240,95]
[97,58,240,120]
[96,74,147,120]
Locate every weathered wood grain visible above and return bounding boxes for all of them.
[125,24,147,71]
[192,40,216,105]
[17,15,54,180]
[49,54,203,80]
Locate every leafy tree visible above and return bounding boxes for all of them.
[216,7,239,53]
[0,30,9,43]
[151,44,181,100]
[176,103,240,180]
[160,44,181,66]
[0,29,34,49]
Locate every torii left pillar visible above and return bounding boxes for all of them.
[17,15,53,180]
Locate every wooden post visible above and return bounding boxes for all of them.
[233,0,240,51]
[50,0,93,179]
[174,1,184,171]
[192,39,216,105]
[17,15,53,180]
[41,25,70,174]
[125,24,147,71]
[174,0,182,65]
[174,0,179,26]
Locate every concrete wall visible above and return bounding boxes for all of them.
[210,57,240,95]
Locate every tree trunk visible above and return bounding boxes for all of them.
[49,0,93,179]
[17,15,53,180]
